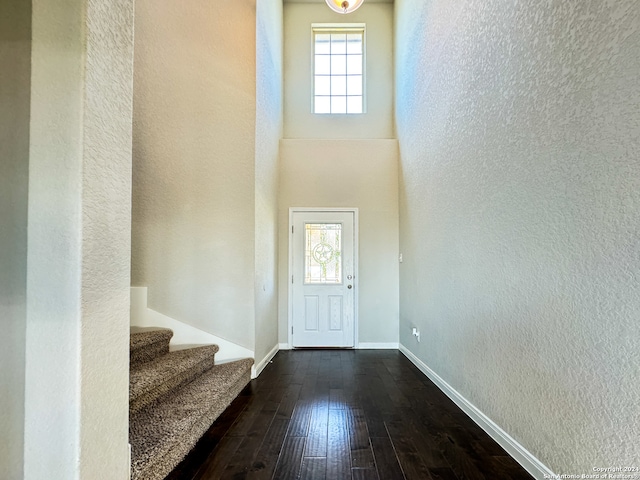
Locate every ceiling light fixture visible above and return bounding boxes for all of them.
[325,0,364,14]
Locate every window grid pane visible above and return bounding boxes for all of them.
[330,34,347,54]
[315,96,331,114]
[347,95,363,114]
[315,76,331,96]
[346,75,362,96]
[313,30,364,114]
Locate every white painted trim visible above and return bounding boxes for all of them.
[398,344,555,480]
[252,343,279,379]
[279,343,292,350]
[358,342,399,349]
[287,208,359,349]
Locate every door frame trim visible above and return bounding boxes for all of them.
[287,207,359,349]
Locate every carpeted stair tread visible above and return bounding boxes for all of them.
[129,358,254,480]
[129,344,220,415]
[130,328,173,368]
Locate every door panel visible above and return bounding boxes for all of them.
[291,211,355,347]
[304,296,320,331]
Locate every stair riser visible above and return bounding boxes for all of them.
[130,353,216,415]
[130,340,170,369]
[129,359,254,480]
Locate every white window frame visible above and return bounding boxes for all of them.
[311,23,366,115]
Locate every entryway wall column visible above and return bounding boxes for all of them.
[24,1,134,478]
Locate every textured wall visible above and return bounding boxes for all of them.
[255,0,284,363]
[0,2,30,478]
[284,2,394,139]
[79,1,134,478]
[25,0,133,478]
[396,0,640,473]
[278,139,399,346]
[132,0,257,349]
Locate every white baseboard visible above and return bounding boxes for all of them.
[253,343,279,379]
[276,343,399,349]
[276,343,398,350]
[358,342,399,349]
[398,344,555,480]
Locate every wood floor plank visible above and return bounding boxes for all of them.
[427,467,459,480]
[437,431,486,480]
[351,373,383,433]
[329,388,347,410]
[328,353,343,389]
[288,400,313,437]
[219,400,280,477]
[299,373,319,401]
[275,383,302,421]
[404,413,454,468]
[348,408,375,468]
[192,436,244,480]
[384,420,432,480]
[246,417,290,480]
[272,435,306,480]
[166,350,534,480]
[300,457,327,480]
[227,394,272,437]
[370,435,405,480]
[326,408,351,479]
[488,455,537,480]
[305,404,329,457]
[352,467,380,480]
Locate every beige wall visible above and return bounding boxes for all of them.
[396,0,640,472]
[255,0,284,362]
[24,0,134,478]
[279,139,399,346]
[132,0,258,349]
[280,2,398,347]
[0,2,30,478]
[284,2,394,139]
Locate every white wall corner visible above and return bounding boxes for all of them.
[252,343,279,379]
[130,286,149,325]
[398,344,555,480]
[279,343,291,350]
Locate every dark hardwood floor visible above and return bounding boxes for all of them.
[165,349,533,480]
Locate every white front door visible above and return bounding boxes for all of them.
[290,210,356,347]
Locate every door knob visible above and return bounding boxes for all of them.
[347,275,353,280]
[347,285,352,289]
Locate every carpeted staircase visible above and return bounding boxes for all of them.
[129,327,253,480]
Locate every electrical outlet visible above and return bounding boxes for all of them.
[412,327,420,342]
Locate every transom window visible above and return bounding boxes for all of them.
[313,24,365,115]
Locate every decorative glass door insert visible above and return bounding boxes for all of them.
[304,223,342,284]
